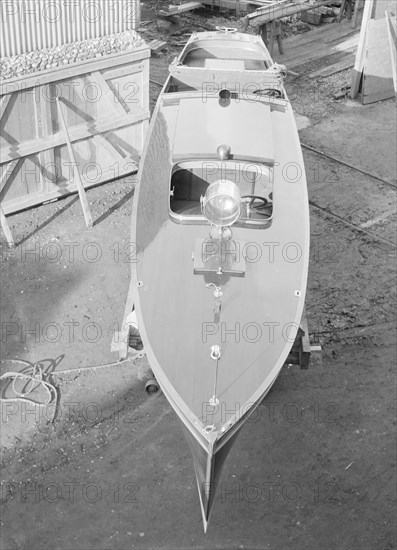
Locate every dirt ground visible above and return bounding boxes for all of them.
[1,10,396,550]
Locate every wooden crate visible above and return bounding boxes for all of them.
[0,46,150,216]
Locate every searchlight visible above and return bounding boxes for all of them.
[201,179,241,228]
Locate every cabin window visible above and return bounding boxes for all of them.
[169,160,273,227]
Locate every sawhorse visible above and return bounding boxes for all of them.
[338,0,353,22]
[259,20,284,56]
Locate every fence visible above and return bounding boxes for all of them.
[0,0,140,57]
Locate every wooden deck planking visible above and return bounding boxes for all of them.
[278,34,358,66]
[273,21,360,69]
[282,19,354,48]
[308,54,355,78]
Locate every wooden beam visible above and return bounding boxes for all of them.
[337,0,353,22]
[0,160,19,248]
[352,0,363,28]
[56,98,93,228]
[0,47,150,96]
[159,1,203,16]
[88,71,128,117]
[0,205,14,248]
[116,278,137,360]
[1,161,138,215]
[0,109,149,164]
[0,159,19,194]
[350,0,375,98]
[0,94,11,121]
[147,39,168,53]
[39,84,56,188]
[308,54,355,78]
[246,0,339,24]
[102,63,145,81]
[386,11,397,93]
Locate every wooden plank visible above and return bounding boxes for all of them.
[246,0,338,24]
[308,54,354,78]
[201,0,243,10]
[0,159,19,247]
[160,1,203,15]
[0,94,12,121]
[337,0,353,22]
[362,17,395,104]
[279,34,359,70]
[0,205,14,248]
[102,63,145,81]
[0,47,150,95]
[386,12,397,93]
[350,0,374,98]
[279,29,359,63]
[56,98,93,228]
[1,162,138,215]
[0,109,149,164]
[276,25,357,60]
[117,279,137,360]
[88,71,127,116]
[97,133,127,161]
[280,19,350,48]
[39,84,56,189]
[352,0,362,28]
[147,39,168,52]
[299,309,311,370]
[0,159,19,194]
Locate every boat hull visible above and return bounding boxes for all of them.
[131,30,310,530]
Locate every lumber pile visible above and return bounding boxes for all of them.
[243,0,340,27]
[147,39,167,53]
[159,1,203,17]
[350,0,397,103]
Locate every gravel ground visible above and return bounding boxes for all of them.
[0,30,144,80]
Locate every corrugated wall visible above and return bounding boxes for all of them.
[0,0,140,57]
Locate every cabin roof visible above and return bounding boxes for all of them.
[171,97,275,164]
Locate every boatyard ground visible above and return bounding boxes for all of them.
[1,7,396,550]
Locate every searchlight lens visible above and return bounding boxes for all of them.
[202,180,241,227]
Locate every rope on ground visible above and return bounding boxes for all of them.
[52,356,134,376]
[0,356,136,426]
[0,360,58,408]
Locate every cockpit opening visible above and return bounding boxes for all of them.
[169,160,273,227]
